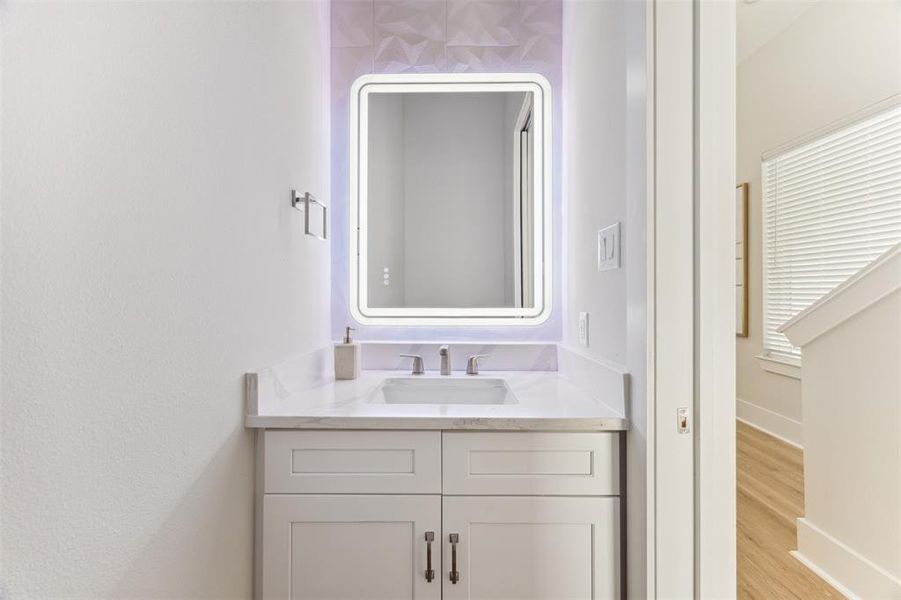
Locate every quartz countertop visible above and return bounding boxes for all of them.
[245,370,627,431]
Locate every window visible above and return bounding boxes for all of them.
[762,101,901,362]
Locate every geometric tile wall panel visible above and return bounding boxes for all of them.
[447,0,519,47]
[520,0,563,45]
[332,0,374,47]
[334,0,561,76]
[520,35,561,73]
[374,37,448,72]
[331,46,375,107]
[520,0,562,70]
[447,45,519,72]
[374,0,448,72]
[330,0,561,338]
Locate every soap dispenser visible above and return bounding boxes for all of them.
[334,326,361,380]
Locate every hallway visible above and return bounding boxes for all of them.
[737,422,844,599]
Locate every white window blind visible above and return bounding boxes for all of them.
[762,102,901,361]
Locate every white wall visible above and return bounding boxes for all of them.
[562,1,628,366]
[403,93,510,308]
[0,2,331,598]
[736,0,901,440]
[781,242,901,596]
[563,1,647,596]
[799,291,901,596]
[623,2,649,596]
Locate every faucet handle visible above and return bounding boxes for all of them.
[399,354,425,375]
[465,354,491,376]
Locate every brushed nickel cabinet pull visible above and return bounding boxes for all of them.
[425,531,435,582]
[449,533,460,584]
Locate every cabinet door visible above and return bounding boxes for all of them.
[442,497,620,600]
[263,495,441,600]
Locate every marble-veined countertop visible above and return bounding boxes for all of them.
[246,370,627,431]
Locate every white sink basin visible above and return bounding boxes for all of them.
[372,377,518,405]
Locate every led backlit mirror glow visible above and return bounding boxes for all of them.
[349,73,552,326]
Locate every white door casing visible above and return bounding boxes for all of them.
[651,0,696,596]
[695,1,737,597]
[648,0,737,596]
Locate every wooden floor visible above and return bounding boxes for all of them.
[737,421,844,599]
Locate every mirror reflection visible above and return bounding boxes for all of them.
[365,91,536,310]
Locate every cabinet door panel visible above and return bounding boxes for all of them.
[442,496,620,600]
[263,495,441,600]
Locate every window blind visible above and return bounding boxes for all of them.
[762,102,901,361]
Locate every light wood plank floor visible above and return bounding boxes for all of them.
[737,421,845,599]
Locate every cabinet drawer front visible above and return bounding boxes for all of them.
[265,431,441,493]
[442,432,619,495]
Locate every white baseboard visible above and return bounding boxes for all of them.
[736,397,803,448]
[795,518,901,600]
[791,551,858,600]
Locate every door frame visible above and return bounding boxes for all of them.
[647,0,736,597]
[512,93,534,308]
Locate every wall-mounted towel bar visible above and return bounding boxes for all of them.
[291,189,327,241]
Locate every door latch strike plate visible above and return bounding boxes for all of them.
[677,407,690,434]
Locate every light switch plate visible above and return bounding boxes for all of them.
[598,222,621,271]
[578,312,589,347]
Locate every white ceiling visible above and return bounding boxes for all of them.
[737,0,821,64]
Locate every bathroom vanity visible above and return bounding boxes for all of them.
[246,72,627,599]
[247,367,628,600]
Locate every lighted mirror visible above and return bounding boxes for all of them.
[349,73,552,326]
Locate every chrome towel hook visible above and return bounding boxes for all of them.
[291,189,327,241]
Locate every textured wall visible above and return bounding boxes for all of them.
[0,2,331,597]
[329,0,563,340]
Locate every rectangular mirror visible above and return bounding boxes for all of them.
[349,74,552,326]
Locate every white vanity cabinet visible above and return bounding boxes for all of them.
[257,430,622,600]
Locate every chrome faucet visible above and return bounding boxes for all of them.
[399,354,425,375]
[465,354,491,375]
[439,345,451,375]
